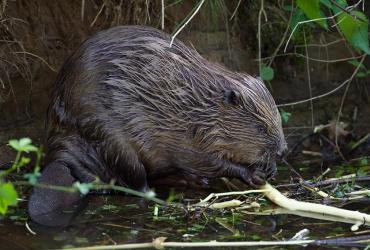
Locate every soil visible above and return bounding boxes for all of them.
[1,0,369,167]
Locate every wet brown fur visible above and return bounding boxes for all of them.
[29,26,286,223]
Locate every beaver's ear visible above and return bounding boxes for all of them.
[223,89,240,105]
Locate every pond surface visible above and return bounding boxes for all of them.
[1,166,369,250]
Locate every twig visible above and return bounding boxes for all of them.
[197,189,267,205]
[317,168,331,181]
[335,54,367,158]
[284,0,364,52]
[347,190,370,196]
[57,239,315,250]
[229,0,242,21]
[145,0,151,23]
[13,181,173,207]
[328,0,367,23]
[302,150,323,157]
[351,133,370,150]
[11,52,56,72]
[277,176,370,189]
[284,11,343,52]
[282,158,303,180]
[277,54,366,107]
[303,29,314,128]
[294,39,345,48]
[170,0,205,47]
[25,222,36,235]
[257,0,267,77]
[90,1,105,27]
[56,234,370,250]
[260,52,363,64]
[246,208,369,230]
[267,0,294,67]
[262,183,370,231]
[161,0,164,30]
[81,0,85,21]
[209,199,242,209]
[290,229,310,240]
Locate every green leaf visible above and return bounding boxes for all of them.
[22,145,38,152]
[296,0,328,29]
[280,109,292,124]
[347,59,366,70]
[102,204,118,210]
[291,8,307,31]
[356,71,370,78]
[283,4,293,11]
[8,140,20,151]
[73,182,92,195]
[360,158,369,166]
[320,0,332,9]
[18,138,32,148]
[337,11,370,54]
[8,138,38,152]
[153,204,159,217]
[250,234,262,241]
[0,182,18,215]
[351,21,370,54]
[24,172,41,185]
[261,65,274,81]
[331,0,348,14]
[20,157,30,165]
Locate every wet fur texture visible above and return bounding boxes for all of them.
[29,26,286,224]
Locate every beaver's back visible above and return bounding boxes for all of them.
[47,25,285,181]
[48,26,232,150]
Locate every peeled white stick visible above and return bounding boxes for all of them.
[209,199,242,209]
[262,183,370,231]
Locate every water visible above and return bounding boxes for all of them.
[1,170,369,250]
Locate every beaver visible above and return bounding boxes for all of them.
[28,25,287,224]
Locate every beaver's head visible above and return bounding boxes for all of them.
[203,75,287,180]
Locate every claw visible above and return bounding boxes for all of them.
[264,161,277,180]
[251,170,266,186]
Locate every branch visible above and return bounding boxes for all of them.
[170,0,205,47]
[277,54,366,107]
[262,183,370,231]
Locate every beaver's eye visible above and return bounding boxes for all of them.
[223,89,240,105]
[258,125,267,134]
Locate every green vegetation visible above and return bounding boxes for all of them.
[291,0,369,54]
[0,138,41,215]
[0,0,369,249]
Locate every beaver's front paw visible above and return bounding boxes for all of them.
[263,161,277,180]
[241,165,267,187]
[150,172,209,189]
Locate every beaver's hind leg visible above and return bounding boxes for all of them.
[28,134,150,225]
[104,139,149,193]
[28,161,83,226]
[28,134,103,226]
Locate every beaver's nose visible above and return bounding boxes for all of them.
[276,151,283,158]
[276,145,287,160]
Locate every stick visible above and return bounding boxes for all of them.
[58,239,315,250]
[197,189,267,205]
[169,0,205,47]
[262,183,370,231]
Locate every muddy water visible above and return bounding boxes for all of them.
[1,167,369,250]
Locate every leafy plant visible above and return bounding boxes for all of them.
[347,59,370,77]
[0,138,41,215]
[261,65,274,81]
[337,10,370,54]
[0,182,18,215]
[280,109,292,124]
[297,0,328,29]
[292,0,370,54]
[1,138,168,216]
